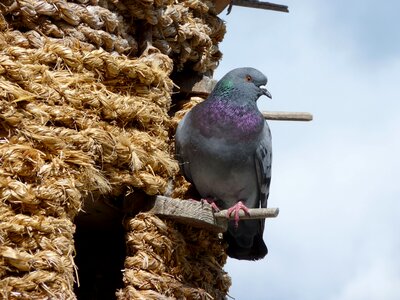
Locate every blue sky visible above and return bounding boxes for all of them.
[214,1,400,299]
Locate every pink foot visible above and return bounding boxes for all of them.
[201,198,220,212]
[227,201,250,228]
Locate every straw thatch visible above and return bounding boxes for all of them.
[0,0,229,299]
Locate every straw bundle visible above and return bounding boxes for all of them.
[116,213,231,300]
[103,0,226,72]
[0,44,176,300]
[0,205,77,299]
[0,0,225,73]
[0,0,229,298]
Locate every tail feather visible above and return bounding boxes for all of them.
[224,230,268,261]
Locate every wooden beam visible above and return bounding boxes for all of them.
[214,0,233,14]
[233,0,289,13]
[151,196,226,232]
[174,72,216,96]
[151,196,279,233]
[263,111,313,121]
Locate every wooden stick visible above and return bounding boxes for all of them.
[233,0,289,13]
[214,208,279,220]
[152,196,279,232]
[263,111,313,121]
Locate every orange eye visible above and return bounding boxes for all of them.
[245,75,252,81]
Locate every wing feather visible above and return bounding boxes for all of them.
[255,123,272,209]
[175,112,193,183]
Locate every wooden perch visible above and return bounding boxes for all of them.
[150,196,279,233]
[233,0,289,13]
[214,208,279,220]
[263,111,313,121]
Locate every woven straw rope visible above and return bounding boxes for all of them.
[0,0,229,299]
[117,213,230,300]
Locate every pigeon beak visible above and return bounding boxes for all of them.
[261,87,272,99]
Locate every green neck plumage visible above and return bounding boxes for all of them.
[211,79,234,98]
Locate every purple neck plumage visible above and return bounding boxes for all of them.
[192,97,264,141]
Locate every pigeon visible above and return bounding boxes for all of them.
[175,67,272,260]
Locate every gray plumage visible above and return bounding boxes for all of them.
[175,67,272,260]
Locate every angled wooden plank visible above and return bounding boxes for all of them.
[174,72,217,96]
[152,196,227,232]
[233,0,289,13]
[214,0,233,14]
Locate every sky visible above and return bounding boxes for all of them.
[214,1,400,299]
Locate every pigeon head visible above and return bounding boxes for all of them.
[211,67,272,101]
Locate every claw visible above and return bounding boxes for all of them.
[227,201,250,228]
[201,198,220,212]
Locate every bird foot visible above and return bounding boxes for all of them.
[227,201,250,228]
[201,198,220,212]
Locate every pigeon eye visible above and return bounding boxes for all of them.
[245,75,252,82]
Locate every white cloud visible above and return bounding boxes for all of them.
[330,259,400,300]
